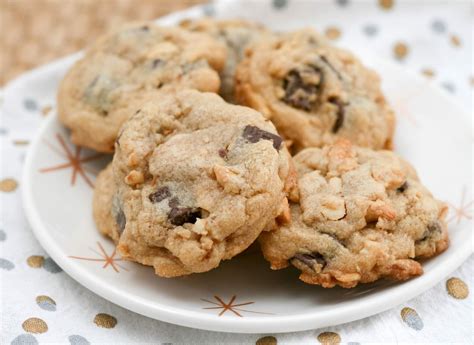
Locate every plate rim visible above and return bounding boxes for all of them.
[16,32,472,336]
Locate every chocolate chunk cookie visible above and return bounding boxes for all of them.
[93,90,296,277]
[259,140,448,288]
[58,22,226,152]
[235,29,395,152]
[180,18,268,103]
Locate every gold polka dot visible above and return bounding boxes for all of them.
[450,34,461,47]
[446,277,469,299]
[13,139,30,146]
[22,317,48,334]
[393,42,409,60]
[379,0,394,10]
[317,331,341,345]
[325,27,341,40]
[94,313,117,329]
[256,336,277,345]
[42,105,52,116]
[0,178,18,192]
[27,255,44,268]
[400,307,423,330]
[421,68,435,78]
[36,295,57,311]
[470,76,474,87]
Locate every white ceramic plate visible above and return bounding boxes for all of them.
[13,7,472,334]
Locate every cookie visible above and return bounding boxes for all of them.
[93,90,295,277]
[58,22,226,152]
[235,29,395,152]
[93,163,122,243]
[180,18,268,103]
[259,140,448,288]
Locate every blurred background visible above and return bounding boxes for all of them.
[0,0,206,85]
[1,0,471,106]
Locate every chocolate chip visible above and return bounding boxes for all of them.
[168,207,202,226]
[218,148,228,158]
[149,186,171,203]
[242,125,283,150]
[83,75,118,114]
[397,181,408,193]
[416,221,442,243]
[328,97,345,133]
[292,252,326,271]
[115,208,126,234]
[139,25,150,31]
[282,66,323,111]
[112,195,126,235]
[168,197,180,208]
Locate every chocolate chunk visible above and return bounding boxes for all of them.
[149,186,171,203]
[218,148,228,158]
[329,97,345,133]
[168,197,180,208]
[293,252,326,271]
[282,66,323,111]
[83,75,118,114]
[139,25,150,31]
[112,195,126,235]
[242,125,283,150]
[168,207,202,226]
[115,208,126,234]
[397,181,408,193]
[416,221,442,243]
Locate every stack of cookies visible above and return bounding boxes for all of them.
[58,19,449,288]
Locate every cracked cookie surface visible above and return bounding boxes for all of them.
[180,18,268,103]
[93,90,295,277]
[259,140,448,288]
[235,29,395,152]
[58,22,226,152]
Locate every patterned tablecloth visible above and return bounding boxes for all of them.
[1,0,472,344]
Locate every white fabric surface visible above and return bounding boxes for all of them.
[1,0,472,344]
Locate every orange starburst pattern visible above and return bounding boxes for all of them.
[201,295,273,317]
[39,133,102,187]
[69,242,128,273]
[391,94,419,127]
[448,186,473,224]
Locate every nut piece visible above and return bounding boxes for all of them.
[124,170,144,185]
[320,195,346,220]
[366,200,396,221]
[276,197,291,223]
[213,165,245,194]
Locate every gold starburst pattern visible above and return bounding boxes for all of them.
[39,133,102,188]
[201,295,273,317]
[447,186,472,224]
[69,242,128,273]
